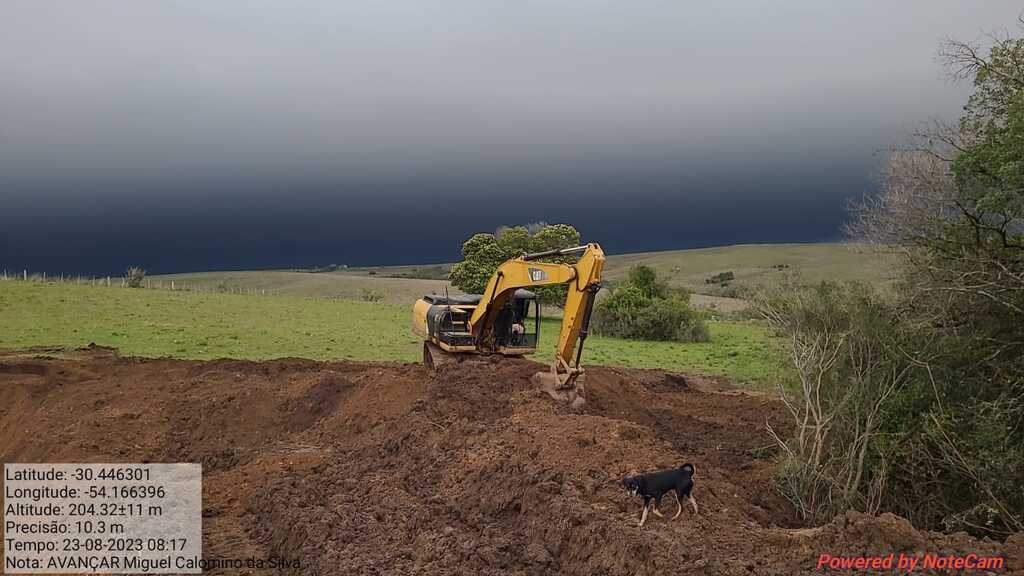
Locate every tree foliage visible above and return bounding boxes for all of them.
[125,267,146,289]
[592,265,709,342]
[810,26,1024,536]
[448,224,581,304]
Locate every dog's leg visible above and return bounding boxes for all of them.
[652,497,664,518]
[639,500,651,528]
[672,491,682,520]
[689,495,699,515]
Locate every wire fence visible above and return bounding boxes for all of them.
[0,269,271,296]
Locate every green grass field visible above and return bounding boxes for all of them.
[151,270,452,304]
[0,281,782,386]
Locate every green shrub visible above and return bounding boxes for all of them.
[755,279,906,523]
[359,288,385,303]
[757,275,1024,535]
[704,270,735,286]
[593,266,709,342]
[125,267,146,288]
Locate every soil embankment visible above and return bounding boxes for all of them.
[1,347,1019,574]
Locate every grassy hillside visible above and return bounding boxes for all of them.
[603,242,899,292]
[152,243,898,304]
[0,281,781,386]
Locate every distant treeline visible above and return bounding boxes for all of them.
[295,263,450,280]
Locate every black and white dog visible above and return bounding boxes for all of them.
[623,463,698,528]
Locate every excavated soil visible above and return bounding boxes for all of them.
[1,346,1020,575]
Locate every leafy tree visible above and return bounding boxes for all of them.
[448,224,582,304]
[448,233,508,294]
[943,31,1024,257]
[835,26,1024,535]
[532,224,581,252]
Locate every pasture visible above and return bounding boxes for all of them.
[0,280,780,386]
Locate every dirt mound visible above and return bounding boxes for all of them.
[1,348,1019,575]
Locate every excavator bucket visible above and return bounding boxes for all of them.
[531,358,587,411]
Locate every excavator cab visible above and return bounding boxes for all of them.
[493,291,540,349]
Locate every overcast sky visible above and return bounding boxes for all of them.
[1,0,1021,274]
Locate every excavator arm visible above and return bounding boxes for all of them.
[467,243,605,408]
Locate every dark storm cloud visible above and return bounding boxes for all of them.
[0,0,1020,274]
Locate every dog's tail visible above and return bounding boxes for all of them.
[680,463,695,476]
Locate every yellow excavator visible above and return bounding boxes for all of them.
[412,243,605,409]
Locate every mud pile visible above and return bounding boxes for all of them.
[1,347,1020,575]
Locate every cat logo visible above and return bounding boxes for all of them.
[529,268,547,282]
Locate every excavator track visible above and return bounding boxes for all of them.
[423,342,457,371]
